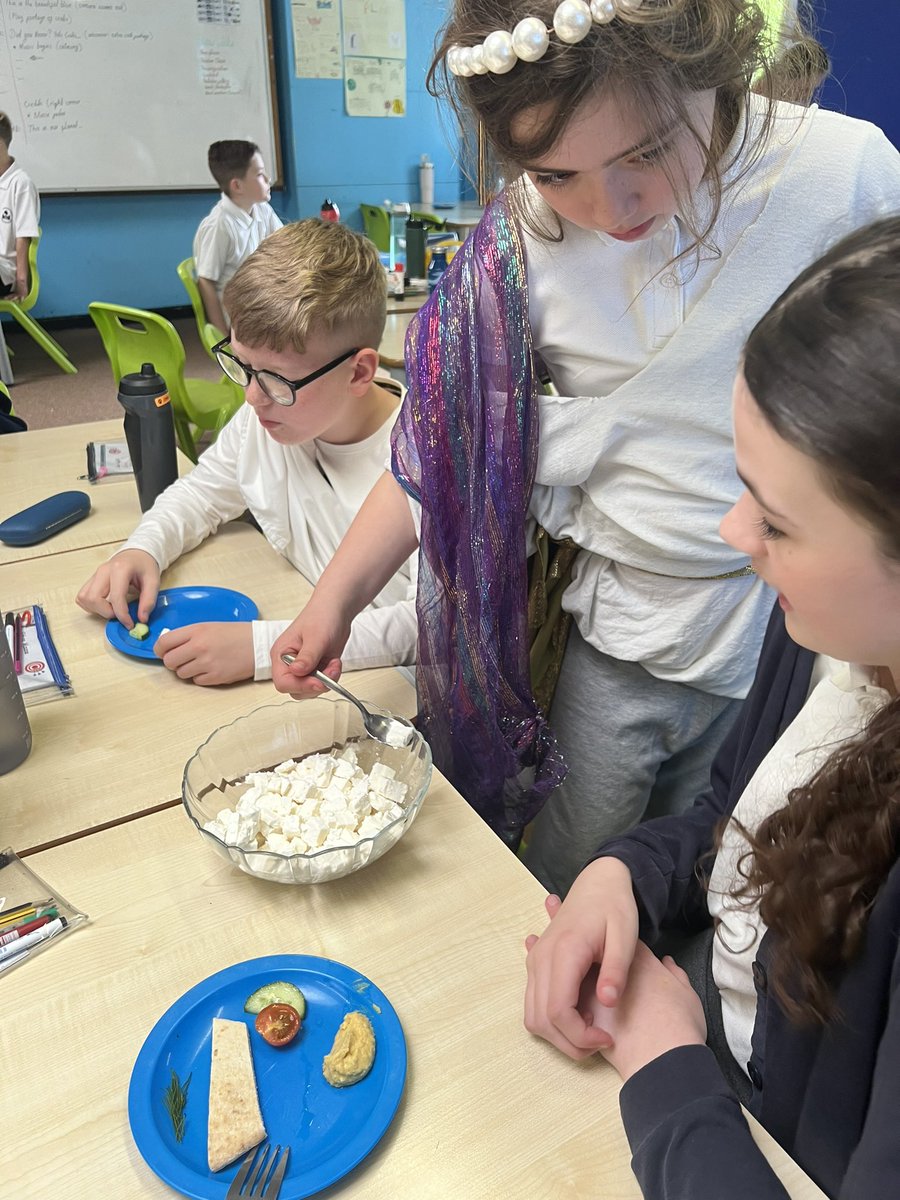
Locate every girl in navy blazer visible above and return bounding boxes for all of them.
[524,215,900,1200]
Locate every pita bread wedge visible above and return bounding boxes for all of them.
[207,1017,267,1172]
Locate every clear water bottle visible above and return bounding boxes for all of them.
[118,363,179,513]
[0,625,31,775]
[427,248,449,294]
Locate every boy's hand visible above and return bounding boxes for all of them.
[595,942,707,1082]
[76,549,160,628]
[524,856,640,1060]
[154,622,254,685]
[11,275,28,301]
[271,600,351,698]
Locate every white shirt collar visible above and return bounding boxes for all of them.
[220,192,255,226]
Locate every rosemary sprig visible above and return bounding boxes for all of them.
[162,1068,192,1142]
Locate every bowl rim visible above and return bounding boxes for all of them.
[181,697,432,862]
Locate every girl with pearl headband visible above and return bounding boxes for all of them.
[524,214,900,1199]
[272,2,900,887]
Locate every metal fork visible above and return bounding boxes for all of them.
[226,1143,290,1199]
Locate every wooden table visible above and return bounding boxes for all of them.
[0,418,191,564]
[385,293,429,317]
[378,311,416,369]
[0,522,415,853]
[433,202,484,237]
[0,788,825,1199]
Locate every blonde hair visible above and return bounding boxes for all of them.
[430,1,821,261]
[224,219,387,354]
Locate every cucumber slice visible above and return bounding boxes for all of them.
[244,981,307,1017]
[129,622,150,641]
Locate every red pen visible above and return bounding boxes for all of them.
[13,613,22,674]
[0,913,54,948]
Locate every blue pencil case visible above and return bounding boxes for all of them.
[0,491,91,546]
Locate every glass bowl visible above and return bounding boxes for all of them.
[182,698,432,884]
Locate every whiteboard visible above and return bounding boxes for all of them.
[0,0,280,192]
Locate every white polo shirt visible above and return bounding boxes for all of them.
[0,160,40,287]
[192,194,282,315]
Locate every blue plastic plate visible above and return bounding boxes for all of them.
[128,955,406,1199]
[105,586,258,660]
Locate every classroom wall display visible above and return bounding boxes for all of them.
[34,0,456,318]
[291,0,342,80]
[0,0,280,192]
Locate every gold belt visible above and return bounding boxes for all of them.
[557,537,754,582]
[626,563,755,582]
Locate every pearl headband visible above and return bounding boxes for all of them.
[447,0,645,77]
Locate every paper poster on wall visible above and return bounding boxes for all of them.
[291,0,342,79]
[342,0,406,60]
[344,56,406,117]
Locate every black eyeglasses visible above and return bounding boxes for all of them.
[213,338,360,407]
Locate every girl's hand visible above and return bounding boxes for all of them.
[524,856,640,1059]
[270,599,351,698]
[75,549,160,628]
[595,943,707,1082]
[154,622,254,686]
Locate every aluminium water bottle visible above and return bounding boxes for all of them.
[427,248,449,294]
[0,625,31,775]
[419,155,434,208]
[118,363,179,513]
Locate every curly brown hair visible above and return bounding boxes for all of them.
[428,1,821,258]
[732,216,900,1024]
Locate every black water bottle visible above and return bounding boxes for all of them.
[404,218,426,283]
[118,363,179,512]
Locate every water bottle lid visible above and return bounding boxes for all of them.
[118,362,167,396]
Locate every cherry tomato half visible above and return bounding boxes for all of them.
[255,1003,301,1047]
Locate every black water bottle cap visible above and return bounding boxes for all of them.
[119,362,167,396]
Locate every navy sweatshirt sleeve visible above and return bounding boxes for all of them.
[592,604,813,942]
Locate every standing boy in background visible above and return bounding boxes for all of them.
[0,112,39,301]
[76,219,417,686]
[193,139,282,335]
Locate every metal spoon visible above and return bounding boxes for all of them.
[280,655,415,748]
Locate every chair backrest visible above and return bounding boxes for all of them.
[8,229,42,313]
[410,210,446,232]
[89,301,188,399]
[359,204,391,253]
[176,257,222,358]
[176,257,206,334]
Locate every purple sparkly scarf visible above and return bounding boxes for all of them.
[391,193,567,842]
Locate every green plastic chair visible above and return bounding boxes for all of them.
[0,230,77,375]
[359,204,391,253]
[410,210,446,233]
[176,256,226,362]
[89,301,244,463]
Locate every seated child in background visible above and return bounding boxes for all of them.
[0,111,39,301]
[76,219,416,685]
[193,139,282,334]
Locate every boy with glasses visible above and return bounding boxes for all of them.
[76,219,416,686]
